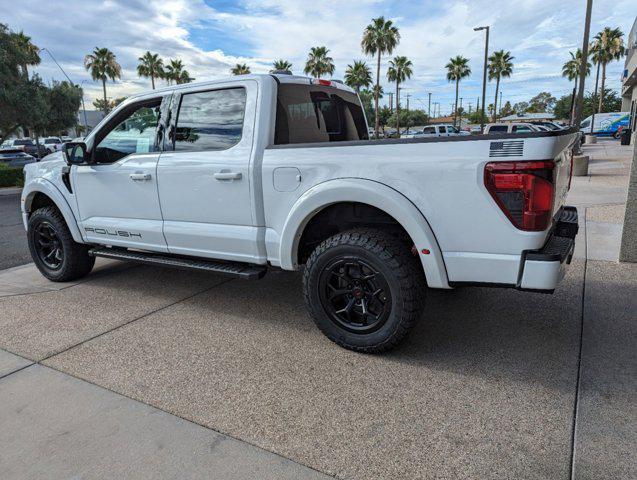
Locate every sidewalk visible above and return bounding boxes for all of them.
[0,139,634,479]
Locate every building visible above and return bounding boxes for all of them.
[499,112,555,123]
[621,16,637,145]
[71,110,106,138]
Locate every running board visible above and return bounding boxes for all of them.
[89,247,267,280]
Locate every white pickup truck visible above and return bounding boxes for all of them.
[21,74,579,352]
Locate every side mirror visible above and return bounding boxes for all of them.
[62,142,89,165]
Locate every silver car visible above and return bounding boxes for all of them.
[0,149,37,167]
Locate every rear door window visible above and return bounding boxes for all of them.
[275,83,368,145]
[438,126,446,134]
[488,125,508,133]
[423,127,435,134]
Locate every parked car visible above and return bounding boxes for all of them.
[22,74,579,353]
[61,136,73,143]
[400,129,421,138]
[43,137,63,154]
[413,124,470,138]
[579,112,630,138]
[1,138,46,158]
[484,122,540,134]
[0,148,37,167]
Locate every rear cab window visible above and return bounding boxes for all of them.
[488,125,508,133]
[274,83,368,145]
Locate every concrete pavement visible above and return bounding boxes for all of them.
[0,139,634,479]
[0,191,30,270]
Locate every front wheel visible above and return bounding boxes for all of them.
[303,228,425,353]
[27,206,95,282]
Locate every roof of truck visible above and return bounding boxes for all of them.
[128,73,355,101]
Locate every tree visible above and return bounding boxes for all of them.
[137,51,164,89]
[46,81,82,134]
[358,88,375,126]
[271,59,292,73]
[177,70,194,84]
[554,88,622,120]
[590,27,625,113]
[164,59,184,84]
[361,17,400,138]
[344,60,372,93]
[499,100,514,118]
[445,55,471,128]
[487,50,513,122]
[303,46,335,78]
[230,63,250,75]
[84,47,122,114]
[13,31,40,79]
[527,91,556,113]
[512,101,529,115]
[387,56,413,135]
[562,49,591,122]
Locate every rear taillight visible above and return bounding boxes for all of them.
[484,160,555,231]
[312,79,332,86]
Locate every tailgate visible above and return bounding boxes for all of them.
[551,132,578,216]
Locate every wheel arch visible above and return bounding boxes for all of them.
[22,179,84,243]
[279,178,450,289]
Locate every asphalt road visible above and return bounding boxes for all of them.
[0,193,30,270]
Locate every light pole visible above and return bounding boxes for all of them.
[40,47,89,133]
[474,26,490,133]
[427,92,432,124]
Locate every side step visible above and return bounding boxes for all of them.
[89,247,267,280]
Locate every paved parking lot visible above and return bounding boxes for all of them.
[0,141,634,479]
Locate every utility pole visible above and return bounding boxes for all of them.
[405,93,411,111]
[388,92,394,112]
[474,25,490,133]
[427,92,432,123]
[459,97,463,127]
[573,0,593,129]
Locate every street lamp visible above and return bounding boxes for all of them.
[40,47,89,133]
[474,26,490,133]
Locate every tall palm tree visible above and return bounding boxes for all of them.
[387,56,413,135]
[136,51,164,89]
[590,27,625,113]
[361,17,400,137]
[445,55,471,128]
[303,47,335,79]
[344,60,372,92]
[177,70,194,84]
[13,31,40,79]
[487,50,514,122]
[164,59,185,84]
[231,63,251,75]
[271,59,293,73]
[84,47,122,114]
[562,49,590,123]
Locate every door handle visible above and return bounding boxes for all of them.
[130,173,152,181]
[214,172,242,181]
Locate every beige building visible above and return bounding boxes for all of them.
[621,16,637,144]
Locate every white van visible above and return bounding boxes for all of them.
[580,112,630,138]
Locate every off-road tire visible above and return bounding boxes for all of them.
[303,228,425,353]
[27,206,95,282]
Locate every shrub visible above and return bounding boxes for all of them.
[0,163,24,188]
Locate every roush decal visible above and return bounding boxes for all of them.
[84,227,142,238]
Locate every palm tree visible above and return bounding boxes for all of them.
[13,31,40,79]
[344,60,372,92]
[362,17,400,137]
[164,59,185,85]
[445,55,471,128]
[387,56,413,135]
[271,59,293,73]
[84,47,122,114]
[590,27,625,113]
[137,51,164,89]
[177,70,194,84]
[562,49,590,123]
[303,47,335,79]
[231,63,251,75]
[487,50,514,122]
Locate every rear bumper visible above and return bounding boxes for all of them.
[518,206,578,292]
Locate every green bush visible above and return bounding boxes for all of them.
[0,163,24,188]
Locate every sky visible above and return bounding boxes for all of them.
[1,0,634,115]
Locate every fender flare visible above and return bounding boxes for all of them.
[22,178,84,243]
[278,178,450,288]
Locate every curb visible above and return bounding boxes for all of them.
[0,187,22,196]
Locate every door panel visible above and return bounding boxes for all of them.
[157,81,261,262]
[74,154,167,251]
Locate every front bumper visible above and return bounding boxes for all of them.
[518,206,578,292]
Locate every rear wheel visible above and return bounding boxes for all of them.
[27,206,95,282]
[303,228,425,353]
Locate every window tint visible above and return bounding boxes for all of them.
[488,125,508,133]
[95,102,160,163]
[439,126,446,134]
[275,84,368,144]
[581,119,590,128]
[513,125,532,133]
[423,127,435,134]
[14,139,34,146]
[174,88,245,152]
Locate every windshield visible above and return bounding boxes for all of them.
[14,139,34,146]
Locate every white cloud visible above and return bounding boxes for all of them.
[1,0,634,114]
